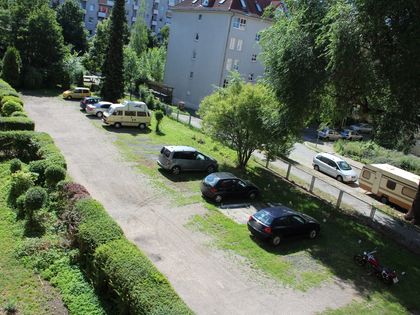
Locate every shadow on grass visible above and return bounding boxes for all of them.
[157,168,207,182]
[206,162,420,312]
[101,125,151,136]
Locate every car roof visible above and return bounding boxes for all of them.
[316,152,345,162]
[259,206,297,218]
[211,172,237,180]
[164,145,197,152]
[97,101,113,105]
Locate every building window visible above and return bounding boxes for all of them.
[89,4,94,11]
[251,54,257,62]
[248,73,254,81]
[229,37,236,50]
[226,58,232,71]
[194,33,199,41]
[88,17,94,23]
[233,17,246,30]
[198,14,202,20]
[236,39,243,51]
[153,2,159,9]
[189,71,194,79]
[386,180,396,190]
[233,59,239,70]
[223,79,229,87]
[192,50,197,60]
[255,33,261,41]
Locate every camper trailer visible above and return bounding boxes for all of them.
[103,101,151,129]
[359,164,420,210]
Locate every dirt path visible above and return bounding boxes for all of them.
[23,94,359,315]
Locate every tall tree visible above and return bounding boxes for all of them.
[198,73,295,169]
[129,11,148,57]
[0,0,11,55]
[56,0,88,53]
[83,18,110,74]
[101,0,127,102]
[123,46,140,99]
[138,46,166,82]
[1,47,22,88]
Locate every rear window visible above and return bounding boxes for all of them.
[254,210,274,226]
[204,174,219,187]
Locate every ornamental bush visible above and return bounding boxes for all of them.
[8,170,36,206]
[10,111,28,117]
[24,186,48,221]
[45,164,66,187]
[29,160,50,185]
[2,101,23,116]
[0,95,23,107]
[0,117,34,131]
[10,158,22,173]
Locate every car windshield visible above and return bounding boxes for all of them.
[204,174,219,187]
[337,161,352,170]
[254,210,274,225]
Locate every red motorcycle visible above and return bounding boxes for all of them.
[354,250,399,285]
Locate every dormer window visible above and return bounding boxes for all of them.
[192,0,198,3]
[219,0,226,3]
[239,0,246,9]
[202,0,209,6]
[255,1,262,13]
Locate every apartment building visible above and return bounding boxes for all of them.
[57,0,177,35]
[163,0,275,110]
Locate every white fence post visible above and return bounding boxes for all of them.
[309,176,316,193]
[370,206,377,220]
[286,163,292,180]
[336,190,344,209]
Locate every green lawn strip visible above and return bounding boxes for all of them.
[0,161,106,315]
[97,112,420,312]
[0,163,60,314]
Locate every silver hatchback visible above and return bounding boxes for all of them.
[157,146,218,175]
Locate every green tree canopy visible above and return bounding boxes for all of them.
[123,46,140,99]
[198,73,295,169]
[101,0,127,102]
[1,46,22,87]
[129,17,148,57]
[138,46,166,83]
[56,0,88,52]
[83,18,110,74]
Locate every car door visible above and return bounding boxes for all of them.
[326,159,338,177]
[101,103,111,113]
[217,179,235,198]
[318,156,329,174]
[194,152,208,171]
[288,215,308,236]
[233,179,249,198]
[73,89,82,98]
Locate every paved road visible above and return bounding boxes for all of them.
[23,94,358,315]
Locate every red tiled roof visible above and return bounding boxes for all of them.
[173,0,279,17]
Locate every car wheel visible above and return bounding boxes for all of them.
[272,236,281,246]
[314,165,320,171]
[171,166,181,175]
[309,229,318,239]
[336,175,343,182]
[66,96,72,100]
[380,196,388,205]
[114,122,122,128]
[215,195,222,203]
[206,165,216,173]
[96,111,103,118]
[248,191,257,200]
[139,123,146,130]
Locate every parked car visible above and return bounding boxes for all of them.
[340,129,363,141]
[313,152,358,183]
[200,172,259,203]
[157,146,218,175]
[62,87,91,100]
[80,96,101,110]
[247,206,320,246]
[349,123,373,133]
[318,128,342,141]
[86,101,112,118]
[103,101,151,129]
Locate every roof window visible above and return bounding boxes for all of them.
[240,0,247,9]
[202,0,209,6]
[192,0,198,3]
[218,0,226,3]
[255,1,262,13]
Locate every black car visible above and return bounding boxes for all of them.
[247,206,320,246]
[200,172,259,203]
[80,96,101,110]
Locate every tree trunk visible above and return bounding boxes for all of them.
[405,182,420,225]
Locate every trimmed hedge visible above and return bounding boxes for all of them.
[73,199,123,255]
[0,117,34,131]
[1,95,23,106]
[2,101,23,116]
[0,131,66,168]
[95,239,193,315]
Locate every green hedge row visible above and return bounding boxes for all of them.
[95,239,193,315]
[0,131,66,168]
[0,117,34,131]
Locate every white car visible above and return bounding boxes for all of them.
[349,123,373,133]
[318,128,342,141]
[313,153,358,183]
[340,129,363,141]
[86,101,112,118]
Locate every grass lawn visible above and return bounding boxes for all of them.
[92,114,420,313]
[0,162,65,315]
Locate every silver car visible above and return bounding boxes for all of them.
[340,129,363,141]
[86,101,112,118]
[312,153,358,183]
[318,128,342,141]
[157,146,218,175]
[349,123,373,133]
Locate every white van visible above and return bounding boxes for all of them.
[359,164,419,210]
[312,152,358,183]
[103,101,151,129]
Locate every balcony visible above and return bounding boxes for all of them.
[153,9,158,14]
[133,4,139,10]
[98,11,107,18]
[151,20,157,25]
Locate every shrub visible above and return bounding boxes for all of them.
[2,101,23,116]
[29,160,50,185]
[10,158,22,173]
[0,117,34,131]
[8,170,36,206]
[10,111,28,117]
[1,95,23,107]
[16,194,26,218]
[94,239,193,315]
[45,165,66,187]
[155,110,164,132]
[24,186,48,221]
[0,89,19,100]
[1,46,22,88]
